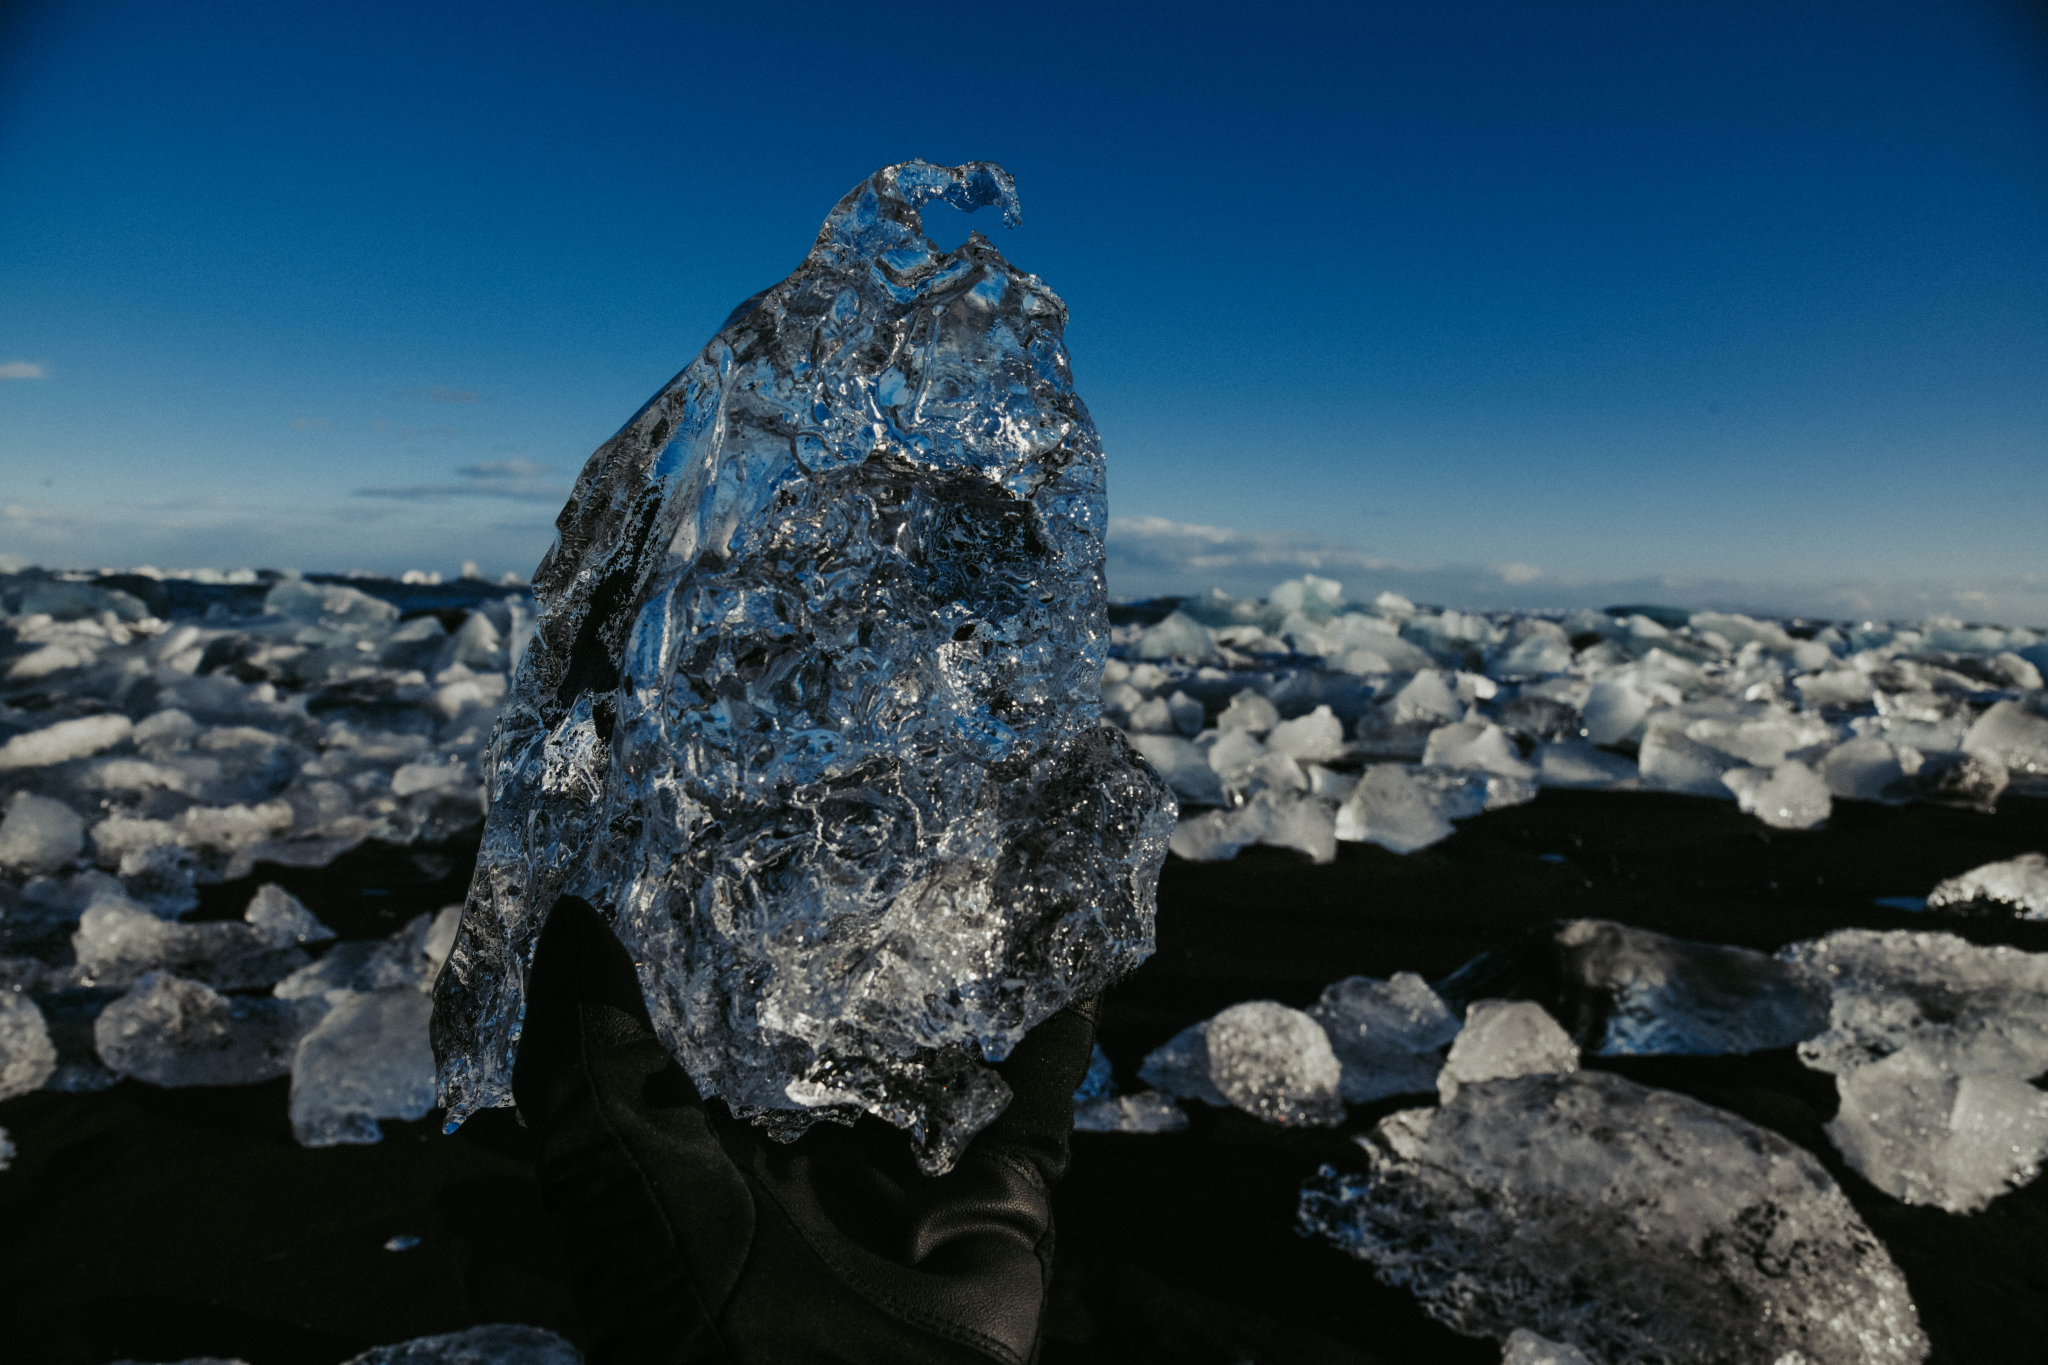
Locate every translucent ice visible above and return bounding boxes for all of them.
[1299,1070,1928,1364]
[275,906,460,1000]
[1962,700,2048,779]
[1501,1330,1595,1365]
[73,888,323,990]
[1924,852,2048,918]
[1308,972,1461,1101]
[1555,919,1830,1057]
[338,1324,582,1365]
[1334,765,1454,853]
[95,971,316,1086]
[1138,1000,1343,1125]
[290,989,437,1146]
[1721,759,1831,830]
[1436,1000,1578,1102]
[1825,1046,2048,1214]
[1422,720,1535,778]
[0,792,84,873]
[432,162,1175,1174]
[0,991,58,1099]
[0,713,132,769]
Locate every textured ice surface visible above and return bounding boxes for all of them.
[1924,851,2048,918]
[95,971,317,1086]
[73,886,323,990]
[339,1325,581,1365]
[1555,919,1831,1057]
[431,161,1175,1174]
[1501,1330,1595,1365]
[1139,1001,1344,1125]
[0,791,85,873]
[1299,1070,1928,1364]
[1308,972,1460,1101]
[1722,759,1831,829]
[1436,1000,1578,1102]
[0,990,58,1099]
[291,989,437,1146]
[275,906,460,1000]
[1785,929,2048,1211]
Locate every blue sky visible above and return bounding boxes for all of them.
[3,0,2045,621]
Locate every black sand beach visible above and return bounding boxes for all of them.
[4,789,2045,1364]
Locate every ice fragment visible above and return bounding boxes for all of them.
[1308,972,1460,1101]
[0,991,58,1099]
[290,989,437,1146]
[1924,851,2048,918]
[1299,1070,1928,1364]
[1436,1000,1577,1102]
[1722,759,1831,830]
[0,792,85,873]
[95,971,316,1086]
[339,1324,582,1365]
[1501,1330,1596,1365]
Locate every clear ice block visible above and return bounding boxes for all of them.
[431,161,1174,1174]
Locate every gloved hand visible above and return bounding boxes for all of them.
[511,895,1099,1365]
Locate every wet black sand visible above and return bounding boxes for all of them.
[4,790,2045,1364]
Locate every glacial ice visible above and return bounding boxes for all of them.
[1925,851,2048,918]
[0,989,58,1099]
[1435,1000,1578,1102]
[73,884,328,990]
[1784,929,2048,1210]
[1501,1331,1595,1365]
[1307,972,1461,1101]
[338,1324,582,1365]
[0,791,85,873]
[290,988,437,1146]
[95,971,317,1086]
[1556,919,1831,1057]
[1299,1070,1928,1364]
[1139,1000,1344,1125]
[430,161,1175,1175]
[0,1125,12,1169]
[1721,758,1832,830]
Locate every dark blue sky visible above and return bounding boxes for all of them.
[3,0,2044,618]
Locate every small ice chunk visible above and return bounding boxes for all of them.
[274,906,462,999]
[1165,690,1205,736]
[73,894,315,990]
[1722,760,1831,830]
[1266,705,1346,762]
[1073,1091,1189,1133]
[95,971,315,1086]
[264,578,401,632]
[1685,707,1834,767]
[1820,736,1916,803]
[1206,728,1271,789]
[1962,700,2048,777]
[1334,765,1455,854]
[338,1324,582,1365]
[1167,810,1257,863]
[1579,679,1649,746]
[0,714,134,770]
[1535,739,1637,789]
[1925,852,2048,918]
[1216,689,1280,735]
[1299,1070,1928,1365]
[1308,972,1461,1101]
[242,883,337,945]
[1136,1021,1228,1106]
[1130,611,1216,662]
[1422,720,1535,778]
[290,988,437,1146]
[1502,1330,1596,1365]
[0,792,85,873]
[1638,726,1740,797]
[0,992,59,1100]
[1204,1001,1345,1126]
[1388,670,1460,726]
[1825,1046,2048,1214]
[1437,1000,1578,1103]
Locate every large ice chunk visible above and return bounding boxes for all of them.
[432,161,1175,1175]
[95,971,316,1086]
[1555,919,1829,1057]
[1924,851,2048,919]
[290,989,438,1146]
[1307,972,1460,1101]
[1825,1046,2048,1214]
[1299,1070,1928,1364]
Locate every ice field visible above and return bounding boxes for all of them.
[3,563,2047,1363]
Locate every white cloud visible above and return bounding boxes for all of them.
[356,459,564,504]
[0,362,46,380]
[458,459,552,479]
[399,385,479,404]
[1495,562,1543,584]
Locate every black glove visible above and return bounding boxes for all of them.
[511,895,1100,1365]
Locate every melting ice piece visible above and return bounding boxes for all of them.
[1722,759,1831,830]
[0,791,85,873]
[1501,1330,1595,1365]
[95,971,317,1086]
[275,906,460,1000]
[290,989,437,1146]
[1436,1000,1578,1103]
[1554,919,1830,1057]
[1825,1046,2048,1214]
[0,991,58,1100]
[1308,972,1460,1102]
[338,1324,582,1365]
[1924,851,2048,919]
[73,888,323,990]
[1299,1071,1928,1365]
[1138,1001,1344,1125]
[432,161,1175,1175]
[1073,1090,1190,1134]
